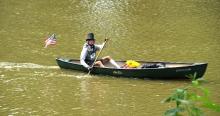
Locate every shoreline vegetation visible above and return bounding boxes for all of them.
[162,73,220,116]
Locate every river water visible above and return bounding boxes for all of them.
[0,0,220,115]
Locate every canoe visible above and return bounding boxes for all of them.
[56,58,208,79]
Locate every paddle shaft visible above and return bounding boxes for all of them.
[88,38,109,75]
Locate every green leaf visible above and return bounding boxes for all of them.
[186,72,198,81]
[177,99,191,105]
[193,72,197,80]
[191,107,203,116]
[192,80,199,86]
[164,108,184,116]
[203,102,220,112]
[162,97,173,103]
[198,87,210,97]
[175,89,187,100]
[176,89,185,93]
[188,93,197,99]
[186,74,194,80]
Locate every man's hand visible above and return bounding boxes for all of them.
[87,67,93,71]
[104,38,110,41]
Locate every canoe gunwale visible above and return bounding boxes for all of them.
[56,58,207,70]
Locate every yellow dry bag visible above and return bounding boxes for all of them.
[125,60,140,68]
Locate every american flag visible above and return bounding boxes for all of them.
[44,34,56,48]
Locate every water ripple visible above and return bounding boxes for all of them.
[0,62,59,69]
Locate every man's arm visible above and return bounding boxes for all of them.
[80,47,90,68]
[95,43,104,51]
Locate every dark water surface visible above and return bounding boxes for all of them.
[0,0,220,115]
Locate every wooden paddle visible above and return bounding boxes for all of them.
[88,38,109,75]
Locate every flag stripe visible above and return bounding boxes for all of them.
[44,34,57,48]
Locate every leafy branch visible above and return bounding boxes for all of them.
[162,73,220,116]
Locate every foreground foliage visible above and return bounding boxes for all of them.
[162,73,220,116]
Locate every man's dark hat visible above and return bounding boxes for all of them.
[86,33,95,41]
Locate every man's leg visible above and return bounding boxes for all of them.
[94,61,105,67]
[102,56,120,68]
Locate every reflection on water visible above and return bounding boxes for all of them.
[0,0,220,115]
[79,0,129,39]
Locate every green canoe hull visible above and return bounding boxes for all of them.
[56,58,207,79]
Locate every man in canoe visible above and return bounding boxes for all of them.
[80,33,120,70]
